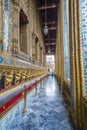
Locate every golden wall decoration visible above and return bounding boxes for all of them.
[0,0,46,90]
[0,65,46,89]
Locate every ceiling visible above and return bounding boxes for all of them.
[37,0,59,55]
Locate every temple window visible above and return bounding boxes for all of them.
[19,9,28,55]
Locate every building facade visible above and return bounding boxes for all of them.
[0,0,46,89]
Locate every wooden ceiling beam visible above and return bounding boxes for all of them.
[45,43,56,45]
[38,4,57,10]
[48,27,56,30]
[42,21,56,25]
[46,53,55,55]
[46,47,55,51]
[43,26,56,30]
[45,38,56,41]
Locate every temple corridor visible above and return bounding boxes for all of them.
[0,76,74,130]
[1,0,87,129]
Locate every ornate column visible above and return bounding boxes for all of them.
[0,0,4,53]
[77,0,87,129]
[55,40,59,79]
[59,0,65,91]
[73,0,82,127]
[69,0,85,128]
[58,4,61,83]
[69,0,78,126]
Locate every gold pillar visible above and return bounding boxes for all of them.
[55,4,61,82]
[0,0,4,53]
[77,0,86,129]
[73,0,82,127]
[56,0,85,129]
[69,0,85,129]
[69,0,78,126]
[59,0,65,92]
[58,8,61,83]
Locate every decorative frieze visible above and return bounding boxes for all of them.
[0,66,46,89]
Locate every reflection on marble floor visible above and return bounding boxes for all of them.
[0,76,74,130]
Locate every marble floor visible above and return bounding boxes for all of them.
[0,76,74,130]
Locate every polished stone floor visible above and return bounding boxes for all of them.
[0,76,74,130]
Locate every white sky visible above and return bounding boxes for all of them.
[46,55,54,62]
